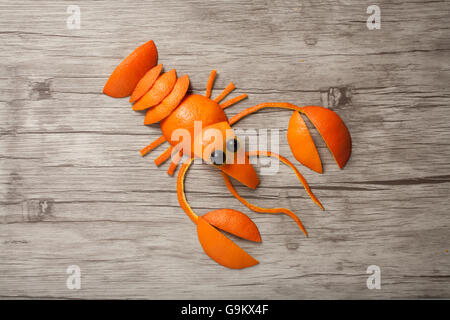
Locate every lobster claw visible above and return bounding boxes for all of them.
[287,106,352,173]
[197,209,260,269]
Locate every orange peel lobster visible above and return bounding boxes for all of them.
[103,40,352,269]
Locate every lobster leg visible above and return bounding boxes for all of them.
[154,145,173,166]
[214,82,235,103]
[177,158,259,269]
[140,135,166,156]
[167,148,183,176]
[205,70,217,99]
[220,94,248,109]
[205,69,247,109]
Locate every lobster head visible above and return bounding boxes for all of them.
[193,121,260,189]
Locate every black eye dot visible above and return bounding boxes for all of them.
[210,150,226,165]
[226,138,239,153]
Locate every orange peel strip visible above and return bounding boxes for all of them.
[167,149,183,176]
[140,136,166,157]
[154,146,173,166]
[221,171,308,237]
[247,151,324,211]
[229,102,303,125]
[205,70,217,99]
[214,82,235,103]
[220,93,248,109]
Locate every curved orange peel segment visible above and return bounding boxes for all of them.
[144,74,190,124]
[300,106,351,169]
[287,111,323,173]
[130,64,163,103]
[197,217,259,269]
[132,69,177,111]
[203,209,261,242]
[103,40,158,98]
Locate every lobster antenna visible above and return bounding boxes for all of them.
[247,151,324,210]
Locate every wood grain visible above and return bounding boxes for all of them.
[1,0,449,299]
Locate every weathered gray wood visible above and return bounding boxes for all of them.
[1,0,449,299]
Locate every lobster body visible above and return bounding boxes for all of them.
[103,40,352,269]
[161,94,227,148]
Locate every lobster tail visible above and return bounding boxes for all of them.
[103,40,158,98]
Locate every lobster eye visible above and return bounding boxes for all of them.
[210,149,226,166]
[226,138,240,153]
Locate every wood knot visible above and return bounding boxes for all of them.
[304,37,318,46]
[30,79,52,100]
[23,199,53,222]
[286,243,299,250]
[320,86,352,109]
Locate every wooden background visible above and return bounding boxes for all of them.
[1,0,449,299]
